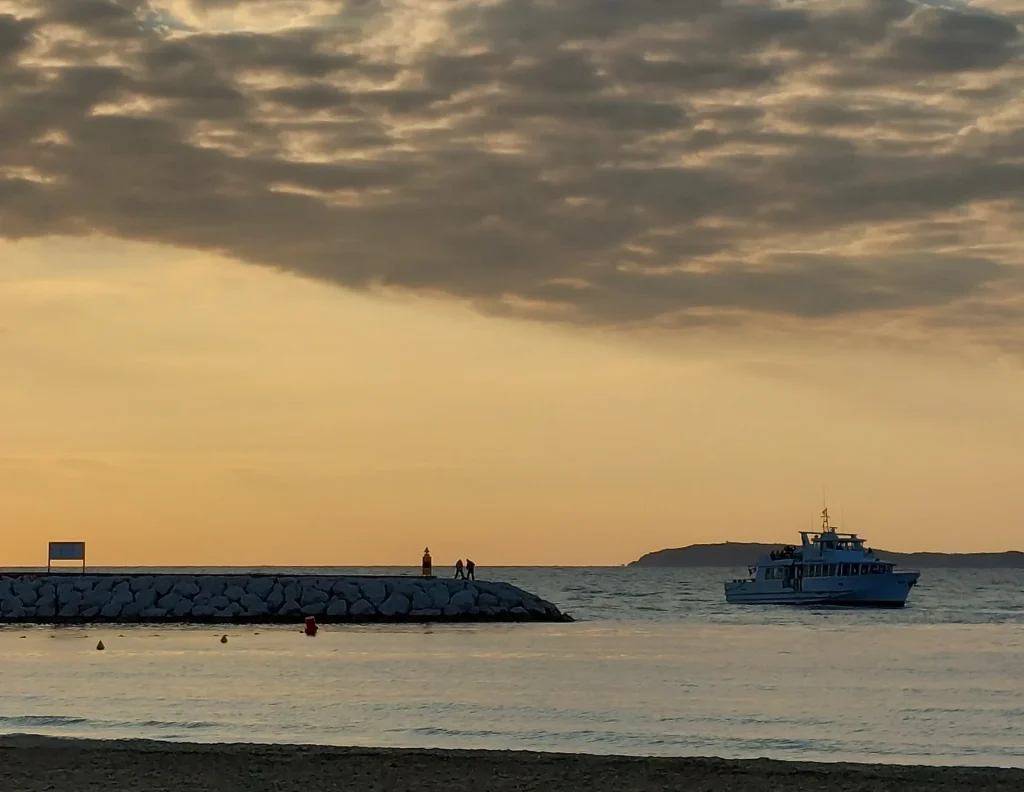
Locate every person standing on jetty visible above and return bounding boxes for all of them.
[466,558,476,580]
[454,559,465,579]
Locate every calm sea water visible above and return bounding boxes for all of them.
[1,567,1022,767]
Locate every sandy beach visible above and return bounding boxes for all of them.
[1,736,1022,792]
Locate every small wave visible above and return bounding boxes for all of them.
[0,714,222,733]
[0,715,90,728]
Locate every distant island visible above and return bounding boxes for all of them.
[630,543,1024,569]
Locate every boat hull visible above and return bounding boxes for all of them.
[724,572,919,608]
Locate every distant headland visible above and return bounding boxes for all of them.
[630,543,1024,569]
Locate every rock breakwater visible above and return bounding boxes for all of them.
[0,574,570,624]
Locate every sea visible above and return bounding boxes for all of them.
[1,567,1022,767]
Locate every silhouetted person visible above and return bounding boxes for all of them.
[454,559,465,579]
[466,558,476,580]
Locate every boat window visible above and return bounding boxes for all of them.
[850,564,859,576]
[862,564,871,575]
[840,563,849,576]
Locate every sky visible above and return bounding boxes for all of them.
[2,0,1024,566]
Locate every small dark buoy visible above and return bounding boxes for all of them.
[220,635,228,644]
[96,640,105,651]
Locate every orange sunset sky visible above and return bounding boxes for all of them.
[3,0,1024,566]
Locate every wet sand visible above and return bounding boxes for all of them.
[1,735,1021,792]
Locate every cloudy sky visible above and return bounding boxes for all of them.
[2,0,1023,565]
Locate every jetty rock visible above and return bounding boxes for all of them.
[0,574,571,625]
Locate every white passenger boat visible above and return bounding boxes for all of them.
[724,508,920,607]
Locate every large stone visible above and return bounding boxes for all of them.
[379,593,411,617]
[240,593,266,612]
[82,606,101,619]
[410,608,442,617]
[349,599,375,617]
[1,599,25,619]
[209,595,230,610]
[300,587,328,606]
[217,602,242,618]
[158,592,182,610]
[478,592,500,609]
[0,579,12,600]
[173,580,201,598]
[56,582,77,603]
[448,589,476,612]
[279,600,301,617]
[359,580,388,605]
[427,584,450,609]
[242,599,269,617]
[392,579,422,599]
[100,602,123,619]
[120,602,141,619]
[130,576,154,594]
[94,577,115,595]
[224,585,247,602]
[191,605,217,619]
[36,603,57,619]
[325,599,348,617]
[84,588,110,608]
[73,578,95,593]
[199,579,225,598]
[411,589,434,610]
[141,607,168,619]
[284,583,302,603]
[267,585,285,611]
[172,599,193,617]
[135,589,157,609]
[14,584,38,605]
[58,602,81,618]
[153,577,176,597]
[332,581,361,602]
[247,578,275,598]
[111,582,134,607]
[301,602,326,616]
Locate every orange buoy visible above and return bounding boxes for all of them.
[304,616,318,637]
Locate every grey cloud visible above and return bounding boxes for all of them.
[610,55,781,93]
[0,14,35,65]
[884,7,1020,73]
[1,0,1024,349]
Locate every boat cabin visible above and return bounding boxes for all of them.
[752,508,896,583]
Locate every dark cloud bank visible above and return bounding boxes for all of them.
[1,0,1023,342]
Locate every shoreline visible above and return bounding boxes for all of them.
[2,736,1022,792]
